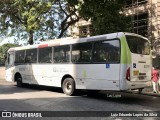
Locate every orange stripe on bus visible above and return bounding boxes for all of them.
[38,44,48,48]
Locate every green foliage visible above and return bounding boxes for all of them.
[0,43,19,66]
[79,0,132,35]
[0,0,80,44]
[0,0,53,44]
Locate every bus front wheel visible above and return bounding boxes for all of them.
[16,75,23,87]
[62,78,75,96]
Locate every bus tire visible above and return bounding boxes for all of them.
[62,78,75,96]
[16,75,23,87]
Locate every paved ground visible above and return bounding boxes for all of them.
[0,80,160,120]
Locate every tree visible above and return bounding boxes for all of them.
[56,0,81,38]
[79,0,132,36]
[33,0,81,39]
[0,0,53,45]
[0,0,81,44]
[0,43,19,66]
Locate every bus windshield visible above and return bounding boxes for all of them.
[126,35,150,55]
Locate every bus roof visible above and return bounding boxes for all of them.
[8,32,147,52]
[124,32,148,40]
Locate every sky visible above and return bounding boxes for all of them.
[0,37,34,46]
[0,37,15,46]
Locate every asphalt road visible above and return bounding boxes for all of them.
[1,67,160,120]
[0,80,160,120]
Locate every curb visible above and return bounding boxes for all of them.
[140,92,160,97]
[128,88,160,97]
[0,80,16,85]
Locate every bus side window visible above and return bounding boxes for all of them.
[25,49,37,63]
[15,50,25,64]
[93,39,120,63]
[54,45,70,63]
[72,43,92,63]
[39,47,52,63]
[25,56,31,63]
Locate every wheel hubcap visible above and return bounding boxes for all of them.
[65,82,72,92]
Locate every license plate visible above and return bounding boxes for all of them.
[133,70,139,76]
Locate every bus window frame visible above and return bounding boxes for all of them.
[92,39,121,64]
[53,45,70,63]
[71,42,93,64]
[38,47,53,64]
[125,35,150,55]
[15,50,26,65]
[25,48,38,64]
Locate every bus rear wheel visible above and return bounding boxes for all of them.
[16,75,23,87]
[62,78,75,96]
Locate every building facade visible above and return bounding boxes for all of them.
[69,0,160,66]
[125,0,160,66]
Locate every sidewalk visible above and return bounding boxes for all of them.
[141,86,160,97]
[131,81,160,97]
[0,66,5,80]
[125,81,160,97]
[0,80,16,85]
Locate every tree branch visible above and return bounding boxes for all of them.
[58,1,68,16]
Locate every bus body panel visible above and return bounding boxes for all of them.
[119,64,150,90]
[72,64,120,90]
[5,52,15,82]
[119,33,151,90]
[5,32,151,93]
[6,66,15,82]
[13,64,120,90]
[131,53,151,82]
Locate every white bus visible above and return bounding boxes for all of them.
[5,32,151,95]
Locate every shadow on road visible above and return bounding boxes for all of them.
[0,81,63,95]
[0,80,160,110]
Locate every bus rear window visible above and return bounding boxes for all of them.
[126,35,150,55]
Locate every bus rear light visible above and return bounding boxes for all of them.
[126,67,130,81]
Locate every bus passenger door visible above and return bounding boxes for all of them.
[25,49,37,84]
[5,52,15,82]
[25,64,33,82]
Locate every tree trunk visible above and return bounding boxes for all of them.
[58,18,80,38]
[58,28,66,38]
[28,31,34,45]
